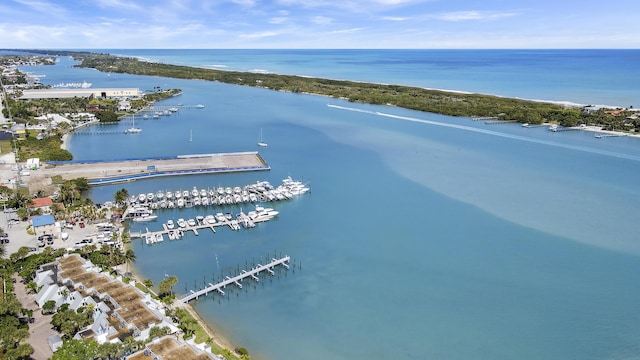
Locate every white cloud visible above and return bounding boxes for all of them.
[94,0,142,11]
[233,0,256,6]
[327,27,365,34]
[239,31,279,38]
[12,0,68,16]
[434,10,519,22]
[381,16,408,21]
[269,17,288,24]
[310,16,333,25]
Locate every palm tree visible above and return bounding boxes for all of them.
[113,188,129,207]
[124,249,136,275]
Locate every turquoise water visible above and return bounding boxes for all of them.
[17,51,640,359]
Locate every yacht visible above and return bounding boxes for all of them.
[191,187,200,198]
[201,197,210,206]
[177,198,185,208]
[193,197,201,206]
[146,192,154,202]
[205,214,216,224]
[200,188,208,197]
[156,190,165,200]
[182,190,190,198]
[166,191,174,199]
[174,190,182,199]
[133,213,158,222]
[166,219,175,229]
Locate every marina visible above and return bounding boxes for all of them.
[180,255,291,303]
[135,206,277,244]
[124,177,309,211]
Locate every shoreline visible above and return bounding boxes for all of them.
[123,256,239,357]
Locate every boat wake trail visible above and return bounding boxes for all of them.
[327,104,640,162]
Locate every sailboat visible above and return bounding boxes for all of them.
[257,128,268,147]
[127,115,142,133]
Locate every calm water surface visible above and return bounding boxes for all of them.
[15,51,640,360]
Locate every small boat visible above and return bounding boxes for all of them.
[191,187,199,198]
[166,220,175,229]
[155,233,164,242]
[196,215,205,224]
[187,218,196,227]
[133,214,158,222]
[257,128,268,147]
[195,104,205,108]
[177,218,187,228]
[205,214,216,224]
[127,115,142,133]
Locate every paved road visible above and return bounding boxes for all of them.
[13,274,56,360]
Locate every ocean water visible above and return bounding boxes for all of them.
[16,50,640,360]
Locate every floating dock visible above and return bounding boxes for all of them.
[180,256,291,303]
[42,152,269,185]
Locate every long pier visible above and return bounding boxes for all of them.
[180,256,291,303]
[40,152,269,185]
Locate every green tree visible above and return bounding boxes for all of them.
[113,188,129,207]
[158,275,178,296]
[124,249,136,275]
[50,339,99,360]
[42,300,56,314]
[143,279,153,291]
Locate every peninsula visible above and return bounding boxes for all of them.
[12,49,639,133]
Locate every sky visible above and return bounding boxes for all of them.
[0,0,638,49]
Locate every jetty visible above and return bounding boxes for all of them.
[41,152,269,185]
[180,256,291,303]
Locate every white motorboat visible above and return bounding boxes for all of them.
[196,215,205,225]
[133,214,158,222]
[177,198,185,208]
[201,197,210,206]
[187,218,196,227]
[191,187,199,198]
[166,191,174,199]
[177,218,187,228]
[155,233,164,242]
[205,214,216,224]
[193,197,201,206]
[200,188,207,197]
[166,219,175,229]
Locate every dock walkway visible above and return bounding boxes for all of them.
[180,256,291,303]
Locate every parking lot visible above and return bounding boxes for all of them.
[1,209,123,256]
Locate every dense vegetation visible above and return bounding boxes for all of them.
[15,134,72,161]
[58,52,637,131]
[10,49,638,131]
